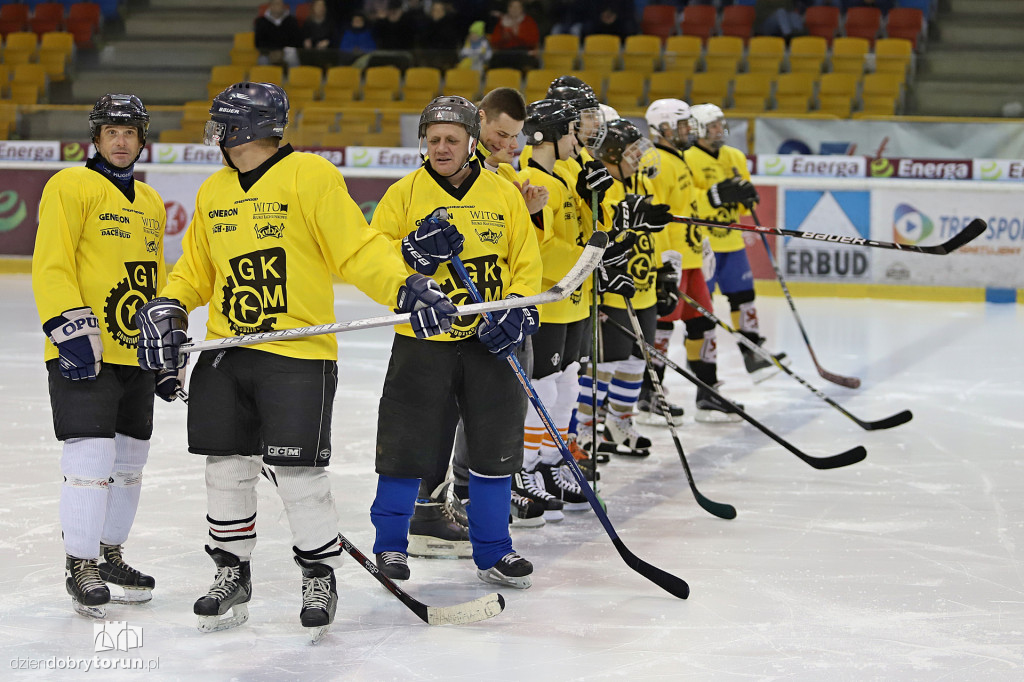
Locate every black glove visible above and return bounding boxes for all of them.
[708,177,759,208]
[155,366,186,402]
[613,194,670,233]
[655,265,680,316]
[596,264,635,298]
[477,295,539,358]
[600,231,636,269]
[401,208,464,275]
[576,160,614,203]
[43,307,103,380]
[135,298,188,371]
[396,274,457,338]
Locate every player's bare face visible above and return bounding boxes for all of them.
[704,120,726,150]
[481,112,523,165]
[426,123,470,176]
[96,125,142,169]
[557,122,579,159]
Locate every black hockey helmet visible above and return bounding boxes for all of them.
[595,118,659,178]
[523,99,579,145]
[546,75,600,111]
[89,94,150,144]
[204,82,289,149]
[417,95,480,141]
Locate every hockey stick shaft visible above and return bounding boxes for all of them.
[255,466,505,625]
[604,315,866,470]
[752,208,860,389]
[623,300,737,518]
[589,190,602,473]
[178,231,610,356]
[677,290,912,431]
[671,215,987,255]
[451,257,689,600]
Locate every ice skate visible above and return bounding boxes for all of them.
[66,555,110,619]
[535,462,590,512]
[375,551,410,581]
[409,480,472,559]
[294,557,337,644]
[637,395,685,427]
[695,386,744,424]
[194,546,251,633]
[598,411,652,457]
[477,551,533,589]
[566,435,601,479]
[510,489,546,528]
[98,543,154,604]
[740,334,790,384]
[574,422,609,464]
[513,469,564,523]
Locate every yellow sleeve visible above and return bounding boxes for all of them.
[161,184,217,312]
[32,172,87,322]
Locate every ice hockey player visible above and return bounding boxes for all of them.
[368,95,542,589]
[134,82,456,641]
[32,93,166,619]
[684,104,786,382]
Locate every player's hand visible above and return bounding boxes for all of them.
[601,231,636,269]
[514,178,549,215]
[155,365,186,402]
[135,298,189,371]
[396,274,457,338]
[596,264,635,299]
[708,177,758,208]
[576,160,613,202]
[401,207,464,275]
[655,265,680,316]
[613,194,670,233]
[43,307,103,380]
[477,295,538,358]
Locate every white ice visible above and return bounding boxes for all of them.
[1,273,1022,681]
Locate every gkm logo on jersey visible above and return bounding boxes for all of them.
[105,262,158,348]
[628,232,655,294]
[440,253,502,340]
[892,203,934,245]
[222,248,287,335]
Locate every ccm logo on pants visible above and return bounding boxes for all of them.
[267,446,302,458]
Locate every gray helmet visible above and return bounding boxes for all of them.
[523,99,579,145]
[418,95,480,140]
[89,93,150,144]
[205,82,289,148]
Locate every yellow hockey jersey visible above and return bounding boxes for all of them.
[683,144,751,253]
[648,144,704,270]
[599,173,658,312]
[33,165,167,366]
[372,161,542,341]
[161,147,409,360]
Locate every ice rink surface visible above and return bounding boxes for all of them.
[0,274,1021,681]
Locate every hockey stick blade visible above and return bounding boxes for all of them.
[338,534,505,626]
[856,408,913,431]
[817,366,861,389]
[927,218,987,255]
[180,231,608,355]
[612,538,690,599]
[604,316,867,470]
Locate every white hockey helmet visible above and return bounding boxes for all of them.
[599,104,619,123]
[645,98,691,147]
[689,103,727,141]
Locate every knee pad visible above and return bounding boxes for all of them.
[61,437,116,488]
[205,454,262,492]
[275,467,333,507]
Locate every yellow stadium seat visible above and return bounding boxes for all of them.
[402,66,441,104]
[873,38,912,79]
[8,82,40,105]
[817,72,858,116]
[207,64,248,99]
[605,71,646,110]
[159,128,197,144]
[40,31,74,58]
[542,33,579,71]
[581,34,621,71]
[364,130,401,146]
[230,47,260,69]
[731,73,773,111]
[621,34,661,73]
[323,66,360,103]
[746,36,784,74]
[301,107,340,130]
[648,71,689,103]
[233,32,255,50]
[860,72,902,114]
[774,72,816,112]
[483,67,522,93]
[572,70,607,100]
[2,31,37,66]
[524,68,563,103]
[703,36,744,74]
[830,37,869,75]
[362,65,401,103]
[248,64,285,86]
[688,73,729,107]
[338,108,378,133]
[287,65,324,97]
[12,63,47,99]
[322,130,366,147]
[788,36,827,74]
[443,67,481,99]
[663,35,702,72]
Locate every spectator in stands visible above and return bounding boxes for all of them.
[416,2,462,71]
[302,0,337,50]
[372,0,416,51]
[339,12,377,65]
[584,1,632,41]
[490,0,539,52]
[756,1,810,40]
[254,0,302,67]
[459,20,493,71]
[549,0,588,37]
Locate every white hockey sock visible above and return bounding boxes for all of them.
[539,363,580,466]
[608,357,645,416]
[276,467,343,569]
[100,433,150,547]
[60,437,117,560]
[205,455,261,561]
[526,373,558,470]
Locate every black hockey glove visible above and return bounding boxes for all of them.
[477,294,539,358]
[401,207,465,276]
[596,264,635,299]
[655,265,681,317]
[155,366,186,402]
[600,231,636,269]
[708,177,759,208]
[576,160,614,203]
[396,274,457,339]
[43,307,103,380]
[135,298,188,371]
[613,194,671,234]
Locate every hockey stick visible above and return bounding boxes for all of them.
[671,215,987,255]
[624,300,737,518]
[677,290,912,431]
[604,315,867,470]
[255,466,505,625]
[589,190,605,469]
[451,257,690,600]
[753,208,860,389]
[178,231,610,356]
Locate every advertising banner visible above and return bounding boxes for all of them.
[758,154,866,178]
[972,159,1024,182]
[0,168,53,255]
[779,189,873,282]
